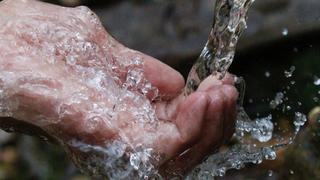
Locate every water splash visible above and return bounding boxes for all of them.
[66,139,160,179]
[183,0,308,178]
[270,92,285,109]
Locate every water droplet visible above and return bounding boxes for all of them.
[270,92,284,109]
[282,28,288,36]
[265,71,270,78]
[284,66,295,78]
[286,105,291,111]
[294,112,307,132]
[289,169,294,175]
[268,170,273,177]
[314,76,320,85]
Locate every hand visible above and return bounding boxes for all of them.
[0,0,238,178]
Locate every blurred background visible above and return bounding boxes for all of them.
[0,0,320,179]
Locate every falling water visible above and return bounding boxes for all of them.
[185,0,254,95]
[184,0,308,178]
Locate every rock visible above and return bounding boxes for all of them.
[90,0,320,65]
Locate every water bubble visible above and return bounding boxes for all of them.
[314,97,319,103]
[284,66,295,78]
[282,28,288,36]
[268,170,273,177]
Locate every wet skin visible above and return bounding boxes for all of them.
[0,0,238,176]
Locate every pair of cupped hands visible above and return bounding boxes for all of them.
[0,0,238,177]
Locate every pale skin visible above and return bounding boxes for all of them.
[0,0,238,177]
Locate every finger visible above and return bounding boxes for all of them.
[141,53,185,99]
[197,73,236,92]
[174,92,210,149]
[161,89,225,175]
[220,84,238,141]
[152,92,210,164]
[197,75,223,92]
[116,49,185,100]
[222,73,235,85]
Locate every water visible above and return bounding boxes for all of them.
[0,0,308,179]
[64,0,308,179]
[185,0,255,95]
[284,66,296,78]
[314,76,320,86]
[183,0,308,178]
[282,28,289,36]
[270,92,285,109]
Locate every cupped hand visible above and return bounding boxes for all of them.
[0,0,238,177]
